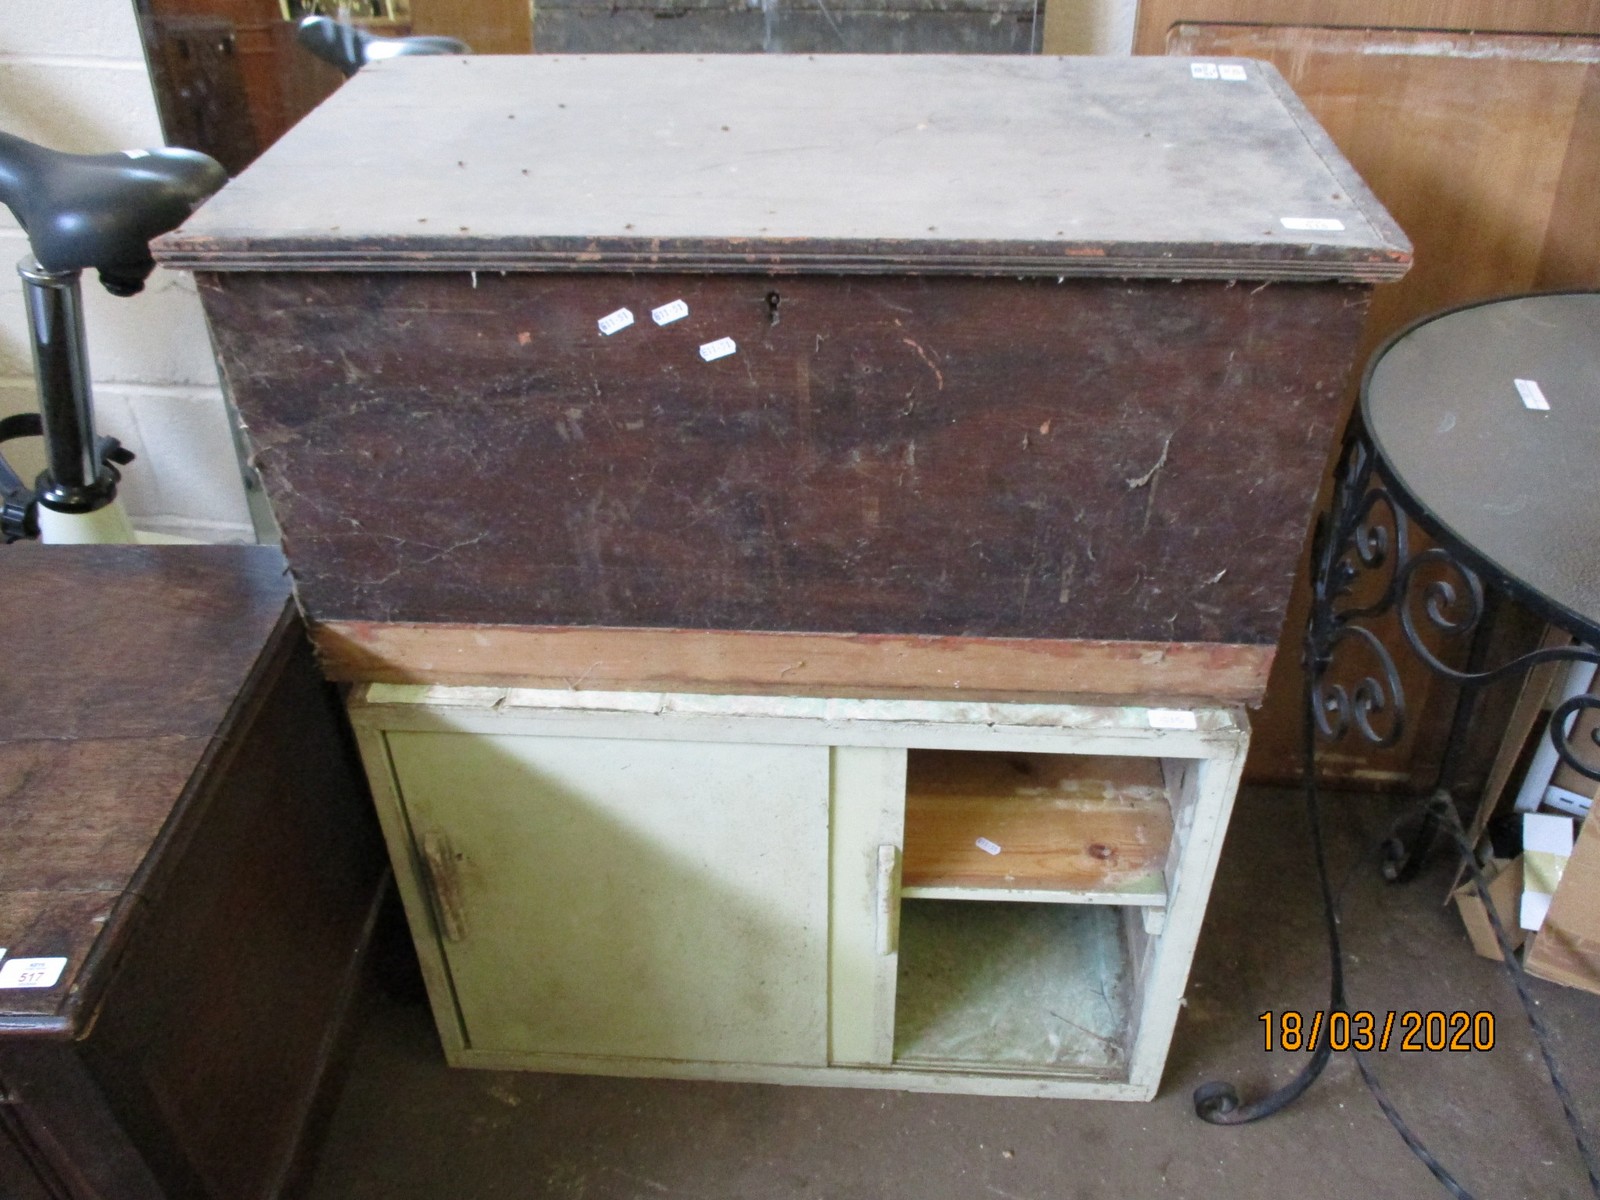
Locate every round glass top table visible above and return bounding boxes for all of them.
[1361,291,1600,645]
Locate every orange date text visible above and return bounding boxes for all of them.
[1258,1010,1494,1053]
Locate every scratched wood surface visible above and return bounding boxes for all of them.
[200,272,1367,674]
[313,621,1274,702]
[0,546,293,1029]
[155,55,1408,280]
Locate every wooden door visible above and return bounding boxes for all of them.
[387,730,832,1066]
[1135,2,1600,786]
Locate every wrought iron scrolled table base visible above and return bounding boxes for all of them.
[1310,424,1600,789]
[1310,422,1600,884]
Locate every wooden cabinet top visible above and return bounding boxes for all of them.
[0,546,291,1036]
[156,54,1408,281]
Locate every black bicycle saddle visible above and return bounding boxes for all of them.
[296,15,469,78]
[0,131,225,297]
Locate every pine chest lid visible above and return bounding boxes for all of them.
[157,54,1410,282]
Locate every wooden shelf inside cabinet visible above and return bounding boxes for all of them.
[901,751,1172,905]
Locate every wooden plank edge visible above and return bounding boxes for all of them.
[445,1047,1139,1099]
[312,621,1273,705]
[899,885,1166,906]
[156,241,1411,281]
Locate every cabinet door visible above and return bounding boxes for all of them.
[827,745,906,1067]
[388,731,831,1067]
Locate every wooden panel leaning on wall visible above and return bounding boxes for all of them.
[410,0,533,52]
[1135,0,1600,786]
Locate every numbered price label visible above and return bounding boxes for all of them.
[596,307,635,337]
[0,956,68,990]
[1260,1009,1495,1053]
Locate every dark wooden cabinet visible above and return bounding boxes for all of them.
[0,547,386,1200]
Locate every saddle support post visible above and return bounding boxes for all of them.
[18,255,134,543]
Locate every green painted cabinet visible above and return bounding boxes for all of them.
[351,687,1249,1100]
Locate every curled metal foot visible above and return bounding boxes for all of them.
[1194,1041,1335,1125]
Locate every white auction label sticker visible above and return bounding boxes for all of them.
[1280,217,1346,232]
[597,308,634,336]
[1190,62,1220,79]
[699,336,737,362]
[652,299,689,326]
[975,837,1003,856]
[1147,709,1199,731]
[0,957,68,989]
[1514,378,1551,411]
[1218,64,1248,81]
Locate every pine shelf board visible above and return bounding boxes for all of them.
[902,750,1173,898]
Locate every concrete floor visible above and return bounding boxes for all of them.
[306,788,1600,1200]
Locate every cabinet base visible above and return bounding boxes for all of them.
[442,1048,1156,1102]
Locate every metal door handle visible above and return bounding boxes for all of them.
[419,830,468,943]
[876,843,901,956]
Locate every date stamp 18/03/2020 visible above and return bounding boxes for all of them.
[1260,1011,1496,1053]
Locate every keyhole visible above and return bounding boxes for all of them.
[766,291,781,326]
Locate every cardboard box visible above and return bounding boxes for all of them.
[1452,857,1526,960]
[1525,811,1600,995]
